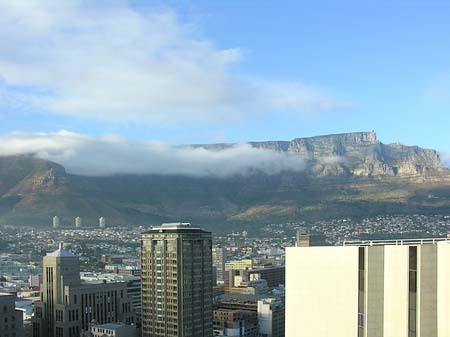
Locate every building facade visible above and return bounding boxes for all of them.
[213,307,258,337]
[258,298,285,337]
[286,238,450,337]
[31,245,135,337]
[141,223,213,337]
[212,246,227,284]
[0,292,24,337]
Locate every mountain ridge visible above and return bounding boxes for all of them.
[0,131,449,228]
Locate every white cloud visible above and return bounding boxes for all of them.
[0,131,305,177]
[0,0,347,124]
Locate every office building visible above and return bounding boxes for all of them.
[53,216,60,229]
[248,266,285,288]
[296,231,309,247]
[258,298,285,337]
[141,223,213,337]
[213,307,258,337]
[75,217,82,228]
[225,259,253,271]
[0,292,24,337]
[99,217,106,229]
[286,238,450,337]
[31,244,135,337]
[212,245,227,284]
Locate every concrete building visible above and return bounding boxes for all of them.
[0,292,24,337]
[31,244,135,337]
[90,322,137,337]
[258,298,285,337]
[141,223,213,337]
[53,216,60,229]
[247,267,285,288]
[75,217,82,228]
[212,246,227,284]
[213,307,258,337]
[296,231,309,247]
[99,217,106,229]
[286,238,450,337]
[225,259,253,272]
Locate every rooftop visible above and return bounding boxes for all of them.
[93,322,126,330]
[343,237,450,247]
[47,243,76,257]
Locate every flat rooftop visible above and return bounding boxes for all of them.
[343,237,450,246]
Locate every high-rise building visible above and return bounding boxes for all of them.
[258,298,285,337]
[212,245,227,284]
[0,292,25,337]
[286,238,450,337]
[75,217,82,228]
[99,217,106,228]
[296,231,309,247]
[140,223,213,337]
[32,244,135,337]
[53,216,60,229]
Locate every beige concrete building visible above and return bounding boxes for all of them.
[225,259,253,272]
[0,292,24,337]
[31,245,135,337]
[286,238,450,337]
[258,298,285,337]
[141,223,213,337]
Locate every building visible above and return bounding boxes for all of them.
[75,217,82,228]
[99,217,106,229]
[212,245,227,284]
[31,244,135,337]
[258,298,285,337]
[0,292,25,337]
[213,307,258,337]
[286,238,450,337]
[247,266,285,288]
[296,231,309,247]
[225,259,253,272]
[141,223,213,337]
[53,216,60,229]
[89,322,137,337]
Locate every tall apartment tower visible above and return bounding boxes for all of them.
[141,223,213,337]
[99,217,106,228]
[212,245,227,284]
[75,217,82,228]
[53,216,60,229]
[296,231,310,247]
[286,238,450,337]
[32,244,135,337]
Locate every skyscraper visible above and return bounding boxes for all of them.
[212,245,227,284]
[75,217,82,228]
[140,223,213,337]
[99,217,106,228]
[32,244,135,337]
[286,238,450,337]
[0,292,24,337]
[53,216,60,229]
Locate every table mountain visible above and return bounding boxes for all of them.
[1,131,449,228]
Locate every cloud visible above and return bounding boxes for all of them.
[0,131,305,177]
[0,0,348,124]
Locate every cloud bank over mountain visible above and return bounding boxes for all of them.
[0,131,305,177]
[0,0,348,124]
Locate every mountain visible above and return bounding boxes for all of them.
[1,131,449,229]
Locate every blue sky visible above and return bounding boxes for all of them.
[0,0,449,157]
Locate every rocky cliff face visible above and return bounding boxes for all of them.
[238,131,441,177]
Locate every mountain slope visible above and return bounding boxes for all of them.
[0,132,449,228]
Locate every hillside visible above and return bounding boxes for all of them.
[0,132,449,228]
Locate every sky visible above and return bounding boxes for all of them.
[0,0,449,174]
